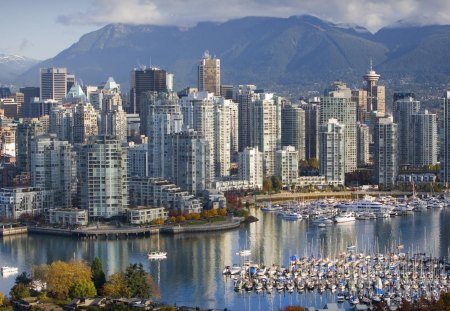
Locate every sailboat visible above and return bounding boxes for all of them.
[147,231,167,260]
[236,231,251,257]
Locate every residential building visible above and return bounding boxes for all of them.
[128,143,148,177]
[411,110,437,166]
[31,134,74,208]
[238,147,263,189]
[393,97,420,166]
[100,78,127,143]
[301,100,320,160]
[47,208,88,226]
[78,135,128,219]
[198,51,220,95]
[0,187,54,219]
[127,206,168,224]
[281,104,305,161]
[319,119,345,185]
[16,119,45,172]
[374,116,398,189]
[236,84,257,152]
[275,146,299,186]
[357,123,370,166]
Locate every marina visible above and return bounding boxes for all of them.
[0,195,449,310]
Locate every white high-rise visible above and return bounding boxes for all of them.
[357,123,370,166]
[145,92,183,178]
[441,91,450,184]
[320,81,357,173]
[238,147,263,189]
[319,119,345,185]
[250,93,280,176]
[100,78,127,143]
[374,116,398,189]
[275,146,299,186]
[393,97,420,166]
[31,134,74,209]
[411,110,437,166]
[78,135,128,219]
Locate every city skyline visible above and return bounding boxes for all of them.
[3,0,450,59]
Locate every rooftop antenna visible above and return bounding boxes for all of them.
[369,58,373,71]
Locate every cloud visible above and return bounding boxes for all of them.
[57,0,450,32]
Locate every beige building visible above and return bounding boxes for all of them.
[47,208,88,226]
[127,206,168,224]
[198,51,220,95]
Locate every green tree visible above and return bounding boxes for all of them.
[10,283,30,300]
[125,264,151,298]
[271,176,283,192]
[103,273,131,298]
[69,280,97,298]
[308,158,319,170]
[91,257,106,294]
[15,272,32,285]
[263,177,273,193]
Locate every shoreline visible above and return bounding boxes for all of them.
[1,218,243,238]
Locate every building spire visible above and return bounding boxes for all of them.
[369,58,373,71]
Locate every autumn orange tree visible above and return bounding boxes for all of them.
[33,260,93,299]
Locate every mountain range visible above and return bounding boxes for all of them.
[9,15,450,96]
[0,54,39,85]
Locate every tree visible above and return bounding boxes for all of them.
[271,176,283,192]
[125,264,151,298]
[263,177,273,193]
[91,257,106,294]
[284,307,305,311]
[41,260,92,299]
[15,272,32,286]
[308,158,319,170]
[103,272,131,298]
[69,280,97,298]
[10,283,30,300]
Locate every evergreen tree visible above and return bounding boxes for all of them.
[125,263,151,298]
[91,257,106,293]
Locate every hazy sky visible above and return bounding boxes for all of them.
[3,0,450,60]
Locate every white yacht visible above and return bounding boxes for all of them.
[334,212,356,223]
[282,211,303,220]
[1,266,18,275]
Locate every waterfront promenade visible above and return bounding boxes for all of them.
[1,217,242,238]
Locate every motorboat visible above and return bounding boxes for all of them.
[282,211,302,220]
[1,266,18,275]
[334,212,356,223]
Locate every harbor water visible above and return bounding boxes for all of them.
[1,206,449,310]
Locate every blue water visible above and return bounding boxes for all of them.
[1,207,449,310]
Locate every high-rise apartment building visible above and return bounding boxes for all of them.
[130,67,167,114]
[319,119,345,185]
[351,89,368,123]
[49,105,74,142]
[374,116,398,189]
[238,147,263,189]
[320,81,357,172]
[275,146,299,186]
[73,103,98,144]
[78,135,128,219]
[236,85,257,152]
[281,104,305,161]
[363,63,385,115]
[198,51,220,95]
[40,67,68,102]
[411,110,437,166]
[100,77,127,143]
[357,123,370,166]
[301,101,320,160]
[16,119,45,172]
[250,93,280,176]
[166,130,210,195]
[31,134,74,208]
[127,143,148,178]
[441,91,450,185]
[144,92,183,178]
[393,97,420,166]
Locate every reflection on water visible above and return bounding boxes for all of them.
[1,208,449,310]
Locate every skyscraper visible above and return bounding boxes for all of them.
[198,51,220,95]
[374,116,397,189]
[441,91,450,185]
[238,147,263,189]
[31,134,74,208]
[319,119,345,185]
[78,135,128,219]
[73,103,98,144]
[357,123,370,166]
[144,92,183,178]
[166,130,210,195]
[363,62,385,115]
[320,81,357,172]
[351,89,368,123]
[301,101,320,160]
[100,77,127,143]
[40,67,68,102]
[16,119,45,172]
[393,97,420,166]
[281,104,305,161]
[236,85,257,152]
[411,110,437,166]
[275,146,299,186]
[250,93,280,176]
[130,67,167,114]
